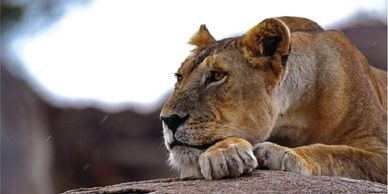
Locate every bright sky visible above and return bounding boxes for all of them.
[11,0,386,112]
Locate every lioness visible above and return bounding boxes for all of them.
[160,16,387,183]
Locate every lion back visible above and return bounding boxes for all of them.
[277,16,323,32]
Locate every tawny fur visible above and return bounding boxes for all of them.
[161,16,387,183]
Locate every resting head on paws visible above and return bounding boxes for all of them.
[160,16,387,183]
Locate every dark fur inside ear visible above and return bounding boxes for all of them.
[188,25,216,52]
[261,35,282,56]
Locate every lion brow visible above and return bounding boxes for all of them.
[189,37,241,71]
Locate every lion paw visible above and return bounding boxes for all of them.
[253,142,312,175]
[199,137,258,180]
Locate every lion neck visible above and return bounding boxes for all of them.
[269,38,319,147]
[276,45,318,116]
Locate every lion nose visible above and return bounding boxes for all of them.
[161,114,189,134]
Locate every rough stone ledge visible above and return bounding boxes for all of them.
[63,170,387,194]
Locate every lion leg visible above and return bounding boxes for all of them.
[254,142,387,183]
[199,137,258,180]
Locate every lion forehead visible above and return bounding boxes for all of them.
[179,37,242,73]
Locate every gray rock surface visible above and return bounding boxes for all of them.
[63,170,387,194]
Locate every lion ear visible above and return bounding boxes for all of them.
[188,24,216,52]
[242,18,291,75]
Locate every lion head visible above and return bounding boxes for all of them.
[160,18,296,177]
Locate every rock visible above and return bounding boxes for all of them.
[62,170,387,194]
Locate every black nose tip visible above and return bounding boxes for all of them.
[161,114,189,134]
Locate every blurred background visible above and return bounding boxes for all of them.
[1,0,386,193]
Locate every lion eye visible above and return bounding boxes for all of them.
[175,73,183,82]
[213,71,225,81]
[209,71,226,83]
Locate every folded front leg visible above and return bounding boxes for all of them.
[254,142,387,183]
[199,137,258,180]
